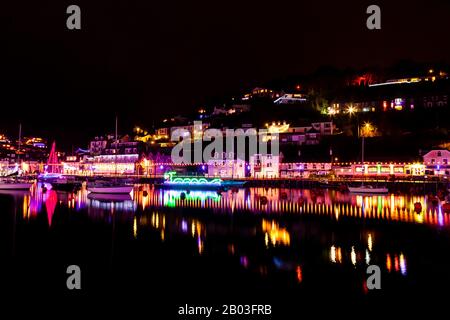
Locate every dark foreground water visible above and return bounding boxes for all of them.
[1,184,449,317]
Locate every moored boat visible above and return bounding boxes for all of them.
[88,182,133,194]
[348,185,388,194]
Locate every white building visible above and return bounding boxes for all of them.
[250,154,279,178]
[280,162,332,178]
[423,149,450,176]
[207,152,246,178]
[91,154,138,175]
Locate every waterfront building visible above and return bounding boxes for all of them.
[333,162,425,178]
[90,154,139,175]
[142,153,173,176]
[82,134,147,175]
[279,161,427,179]
[250,154,279,178]
[61,155,81,175]
[207,152,246,178]
[280,162,332,178]
[423,149,450,177]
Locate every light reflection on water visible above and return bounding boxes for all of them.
[3,184,450,295]
[20,185,450,227]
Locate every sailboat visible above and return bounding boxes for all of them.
[348,126,388,194]
[0,124,33,190]
[87,117,133,195]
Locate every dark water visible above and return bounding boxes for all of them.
[1,184,450,316]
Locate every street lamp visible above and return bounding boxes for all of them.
[360,121,376,138]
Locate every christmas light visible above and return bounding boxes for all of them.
[163,171,222,186]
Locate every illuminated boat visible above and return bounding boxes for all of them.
[348,185,388,194]
[160,171,246,190]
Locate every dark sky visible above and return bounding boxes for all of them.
[1,0,450,150]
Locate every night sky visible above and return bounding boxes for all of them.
[1,0,450,150]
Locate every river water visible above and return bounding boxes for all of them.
[1,184,449,316]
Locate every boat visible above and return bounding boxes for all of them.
[348,185,388,194]
[349,123,388,195]
[86,117,133,195]
[88,182,133,194]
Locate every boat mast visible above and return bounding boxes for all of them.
[362,135,364,168]
[115,116,118,177]
[18,123,22,166]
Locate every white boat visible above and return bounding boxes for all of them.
[88,185,133,194]
[348,186,388,194]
